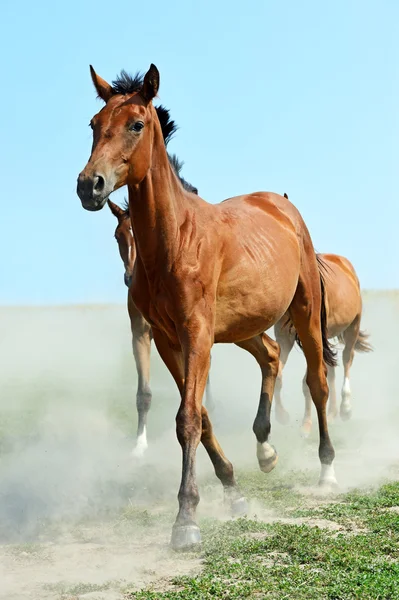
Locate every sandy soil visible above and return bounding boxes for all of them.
[0,291,398,598]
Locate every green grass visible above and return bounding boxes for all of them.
[236,467,316,514]
[125,480,399,600]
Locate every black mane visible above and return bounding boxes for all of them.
[155,105,178,146]
[111,70,144,95]
[109,70,197,214]
[168,153,184,176]
[122,198,129,214]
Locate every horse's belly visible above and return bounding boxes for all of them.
[213,210,301,343]
[214,272,298,343]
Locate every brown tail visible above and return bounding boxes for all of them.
[338,329,372,353]
[317,255,337,367]
[355,330,373,353]
[290,255,337,367]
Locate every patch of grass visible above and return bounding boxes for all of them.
[292,481,399,528]
[44,579,122,597]
[125,482,399,600]
[7,542,50,559]
[118,504,170,528]
[236,468,315,514]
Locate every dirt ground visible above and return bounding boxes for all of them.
[0,291,398,599]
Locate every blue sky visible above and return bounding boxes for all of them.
[1,0,398,304]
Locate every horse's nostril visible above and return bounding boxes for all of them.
[93,174,105,193]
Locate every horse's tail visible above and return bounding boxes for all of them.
[290,255,337,368]
[355,330,373,353]
[338,328,372,353]
[316,255,337,367]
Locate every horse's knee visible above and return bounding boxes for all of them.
[176,406,201,447]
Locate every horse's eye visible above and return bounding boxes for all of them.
[129,121,144,133]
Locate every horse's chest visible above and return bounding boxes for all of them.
[132,279,179,345]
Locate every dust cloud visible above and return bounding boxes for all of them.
[209,290,399,490]
[0,291,398,598]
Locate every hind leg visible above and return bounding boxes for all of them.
[274,320,295,425]
[303,365,337,433]
[301,372,313,437]
[327,365,338,423]
[204,355,216,415]
[340,316,360,421]
[237,333,280,474]
[289,280,336,487]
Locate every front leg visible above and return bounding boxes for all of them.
[129,294,153,458]
[327,365,338,423]
[153,325,242,551]
[172,321,212,550]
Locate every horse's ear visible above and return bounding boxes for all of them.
[284,193,289,199]
[90,65,113,102]
[141,64,160,102]
[107,200,124,219]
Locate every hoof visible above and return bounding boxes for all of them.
[231,496,249,517]
[340,405,352,422]
[275,407,290,426]
[318,464,338,492]
[171,524,201,552]
[258,446,278,473]
[301,421,312,438]
[317,479,339,495]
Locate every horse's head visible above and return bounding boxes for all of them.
[108,199,135,288]
[77,64,160,211]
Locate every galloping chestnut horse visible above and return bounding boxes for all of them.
[108,106,214,457]
[77,64,337,550]
[274,237,372,435]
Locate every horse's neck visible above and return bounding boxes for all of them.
[128,130,189,275]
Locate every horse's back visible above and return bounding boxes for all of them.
[213,192,302,342]
[320,253,362,337]
[218,191,303,234]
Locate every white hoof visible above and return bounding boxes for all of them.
[131,429,148,458]
[318,463,338,488]
[257,441,278,473]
